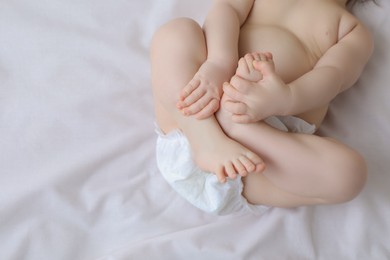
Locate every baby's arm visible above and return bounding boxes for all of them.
[177,0,254,119]
[285,21,373,116]
[223,19,373,122]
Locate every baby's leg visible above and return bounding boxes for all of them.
[218,107,367,207]
[151,18,264,182]
[216,52,367,207]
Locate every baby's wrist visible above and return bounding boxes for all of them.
[280,84,294,116]
[206,56,237,74]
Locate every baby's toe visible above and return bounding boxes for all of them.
[233,159,248,177]
[225,162,238,180]
[238,156,255,173]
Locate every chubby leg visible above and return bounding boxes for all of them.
[216,53,367,207]
[151,18,264,183]
[235,121,366,207]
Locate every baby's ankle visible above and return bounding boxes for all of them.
[215,107,235,137]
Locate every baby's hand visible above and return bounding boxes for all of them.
[222,52,292,123]
[177,60,231,119]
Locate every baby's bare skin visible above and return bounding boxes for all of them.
[152,19,266,183]
[223,52,286,124]
[151,0,373,207]
[181,0,371,126]
[237,0,364,126]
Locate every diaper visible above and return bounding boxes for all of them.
[155,116,316,216]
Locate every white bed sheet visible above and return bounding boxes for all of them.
[0,0,389,259]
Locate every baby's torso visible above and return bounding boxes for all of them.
[239,0,357,126]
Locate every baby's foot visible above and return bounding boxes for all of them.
[189,126,265,183]
[235,52,274,82]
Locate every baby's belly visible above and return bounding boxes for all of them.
[239,25,316,82]
[239,25,328,127]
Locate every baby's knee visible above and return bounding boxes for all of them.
[325,149,367,204]
[152,17,202,46]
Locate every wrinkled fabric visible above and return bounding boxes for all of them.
[155,116,315,215]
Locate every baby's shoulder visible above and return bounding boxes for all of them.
[337,11,369,41]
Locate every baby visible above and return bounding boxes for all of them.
[151,0,374,214]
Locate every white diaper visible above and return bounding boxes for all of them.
[155,116,316,216]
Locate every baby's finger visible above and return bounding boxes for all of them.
[228,76,251,94]
[223,100,247,115]
[182,94,212,116]
[178,85,206,110]
[195,98,220,120]
[180,79,200,101]
[223,83,244,102]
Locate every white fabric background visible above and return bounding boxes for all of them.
[0,0,389,259]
